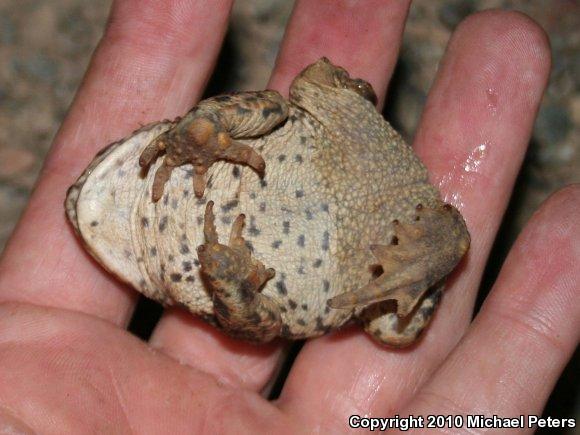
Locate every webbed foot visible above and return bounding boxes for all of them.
[329,203,470,346]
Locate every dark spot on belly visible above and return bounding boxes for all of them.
[149,247,157,257]
[313,259,322,268]
[232,166,240,178]
[323,280,330,292]
[141,217,149,228]
[170,273,182,282]
[159,216,168,232]
[277,154,286,162]
[322,231,330,251]
[295,154,303,163]
[283,221,290,234]
[295,190,304,198]
[180,244,190,254]
[221,199,239,213]
[296,318,306,326]
[276,281,287,295]
[297,234,305,247]
[288,299,297,310]
[315,316,327,332]
[271,240,282,249]
[90,220,98,227]
[182,261,192,272]
[185,275,195,283]
[248,216,260,236]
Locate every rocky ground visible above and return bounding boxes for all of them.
[0,0,577,429]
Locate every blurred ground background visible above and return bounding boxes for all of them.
[0,0,577,430]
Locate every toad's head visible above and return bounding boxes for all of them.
[290,57,377,106]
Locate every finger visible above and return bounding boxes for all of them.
[148,0,413,391]
[404,185,580,423]
[0,0,233,324]
[278,11,552,426]
[269,0,412,107]
[0,302,292,434]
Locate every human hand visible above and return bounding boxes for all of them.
[0,1,578,433]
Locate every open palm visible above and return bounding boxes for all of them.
[0,1,578,433]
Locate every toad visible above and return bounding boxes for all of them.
[65,58,469,347]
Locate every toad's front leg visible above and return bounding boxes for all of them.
[197,201,282,343]
[329,203,470,347]
[140,90,289,201]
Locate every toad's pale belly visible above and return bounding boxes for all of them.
[68,106,439,338]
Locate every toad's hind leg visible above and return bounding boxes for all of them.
[361,284,443,347]
[329,203,470,347]
[196,202,282,343]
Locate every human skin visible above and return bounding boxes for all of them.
[0,1,578,433]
